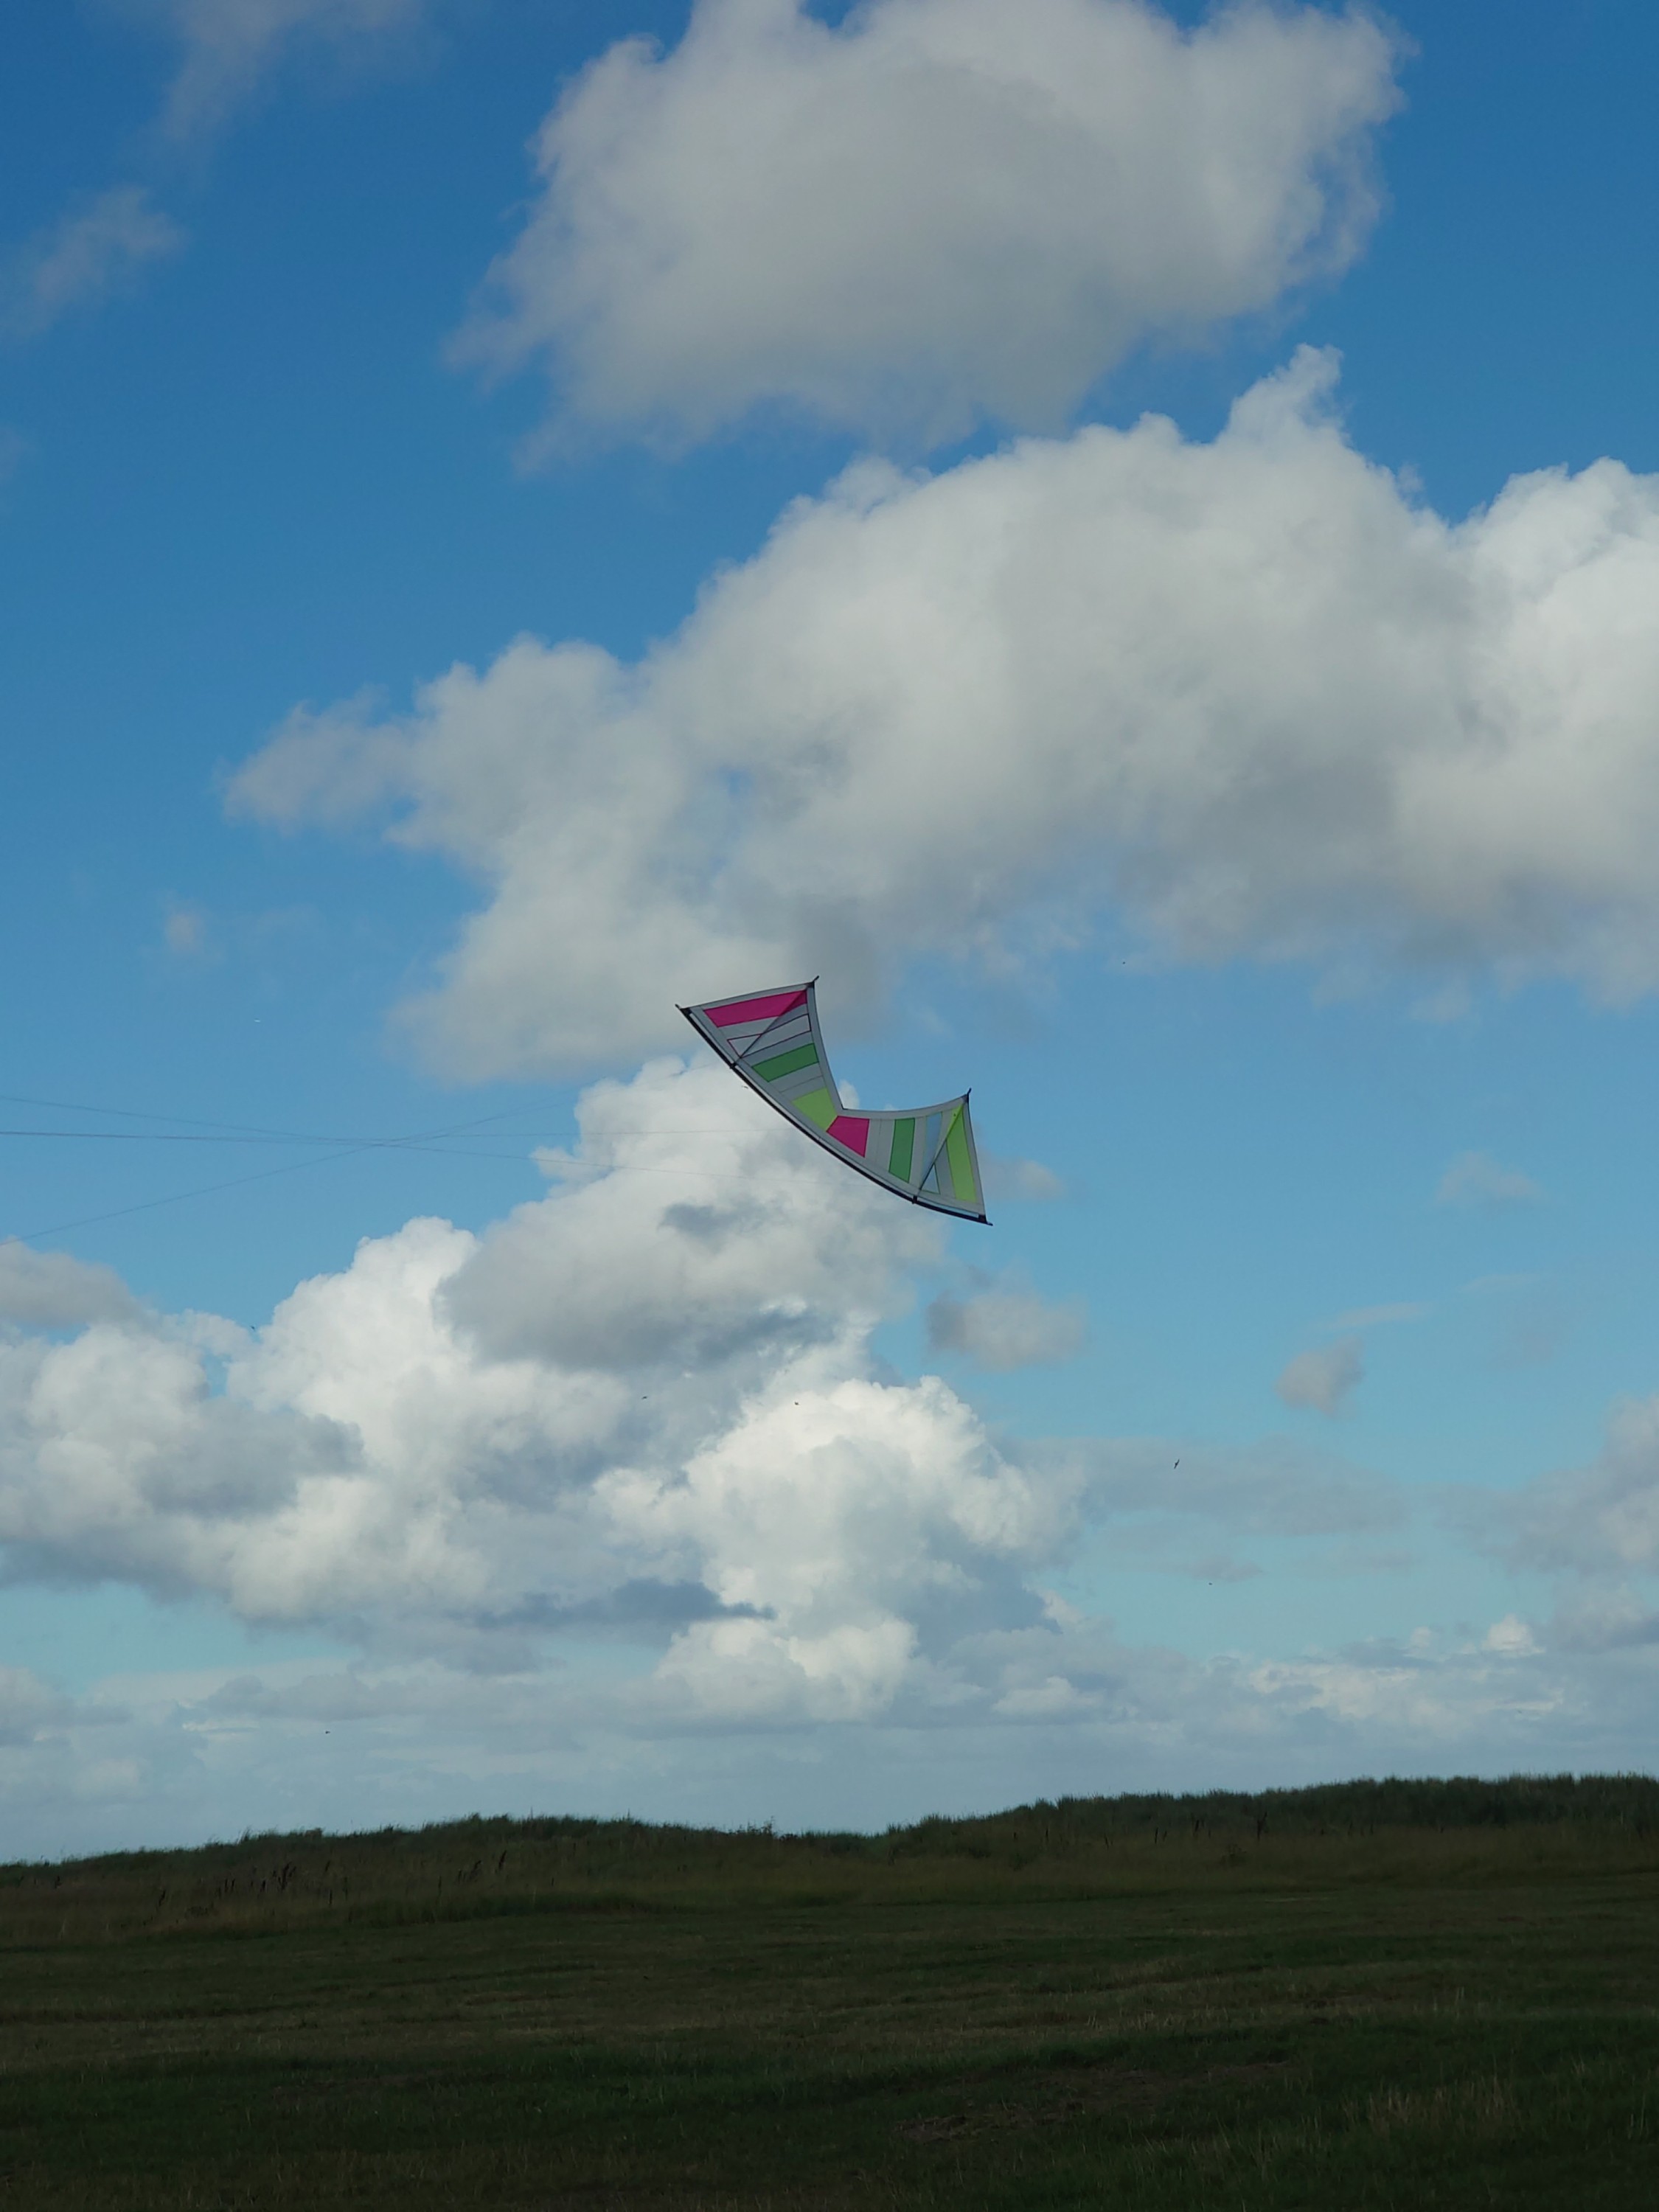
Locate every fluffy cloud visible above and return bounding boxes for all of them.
[455,0,1399,448]
[1436,1150,1543,1208]
[9,1106,1658,1845]
[927,1281,1087,1370]
[0,1060,1079,1717]
[1275,1336,1363,1417]
[607,1372,1067,1719]
[232,352,1659,1077]
[0,1243,143,1331]
[1,187,184,339]
[0,1053,1435,1756]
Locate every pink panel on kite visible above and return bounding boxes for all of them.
[828,1115,870,1156]
[706,989,809,1029]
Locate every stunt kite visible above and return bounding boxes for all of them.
[680,981,988,1223]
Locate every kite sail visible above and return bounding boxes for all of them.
[679,981,988,1222]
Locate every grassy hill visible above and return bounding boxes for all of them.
[2,1775,1656,2208]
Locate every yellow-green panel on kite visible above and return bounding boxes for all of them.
[793,1087,837,1130]
[945,1105,975,1205]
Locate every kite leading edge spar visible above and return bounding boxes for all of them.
[679,981,989,1223]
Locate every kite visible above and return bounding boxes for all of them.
[679,981,988,1222]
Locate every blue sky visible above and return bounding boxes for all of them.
[4,0,1659,1854]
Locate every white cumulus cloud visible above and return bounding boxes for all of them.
[0,1059,1076,1719]
[234,352,1659,1077]
[454,0,1401,448]
[0,1056,1449,1753]
[605,1371,1064,1719]
[9,1162,1659,1840]
[0,1243,144,1332]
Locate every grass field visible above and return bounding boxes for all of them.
[1,1776,1656,2208]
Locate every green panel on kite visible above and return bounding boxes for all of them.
[753,1041,821,1082]
[945,1106,975,1206]
[888,1118,914,1182]
[793,1086,837,1130]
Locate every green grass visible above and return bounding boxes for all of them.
[1,1777,1656,2207]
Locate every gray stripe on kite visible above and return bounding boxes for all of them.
[727,1017,814,1064]
[738,1015,813,1062]
[774,1065,835,1105]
